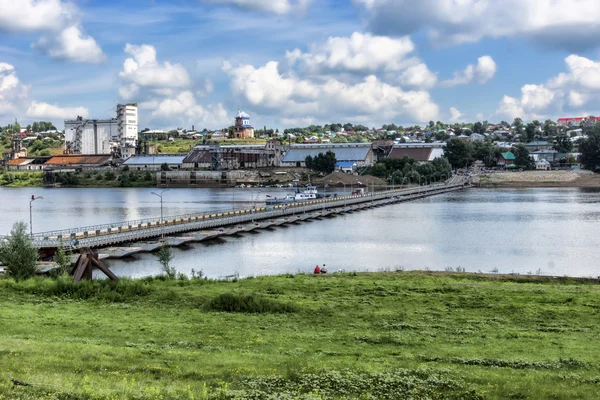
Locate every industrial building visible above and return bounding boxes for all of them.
[123,155,186,171]
[181,141,286,170]
[64,117,118,155]
[387,143,445,163]
[64,103,138,158]
[117,103,139,158]
[280,143,374,168]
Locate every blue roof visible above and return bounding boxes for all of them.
[282,145,371,163]
[124,156,185,165]
[335,161,357,167]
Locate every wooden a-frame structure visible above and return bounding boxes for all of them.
[71,248,119,282]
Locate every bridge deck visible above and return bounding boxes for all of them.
[7,179,470,252]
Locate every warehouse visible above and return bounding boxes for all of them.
[280,143,374,168]
[123,155,185,171]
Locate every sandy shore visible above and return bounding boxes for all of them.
[475,170,600,188]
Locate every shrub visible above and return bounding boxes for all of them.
[0,221,39,280]
[104,171,116,181]
[208,292,296,313]
[156,245,175,279]
[1,276,152,302]
[53,243,71,276]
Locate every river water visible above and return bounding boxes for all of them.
[0,187,599,278]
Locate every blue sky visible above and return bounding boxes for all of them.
[1,0,600,131]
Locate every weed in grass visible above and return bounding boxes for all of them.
[207,292,297,313]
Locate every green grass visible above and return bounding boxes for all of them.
[1,271,600,399]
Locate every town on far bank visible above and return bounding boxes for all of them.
[1,106,600,188]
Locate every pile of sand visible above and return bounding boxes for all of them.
[316,172,388,187]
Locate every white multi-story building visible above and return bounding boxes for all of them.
[117,103,138,158]
[64,117,118,155]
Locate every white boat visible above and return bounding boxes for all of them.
[265,185,333,205]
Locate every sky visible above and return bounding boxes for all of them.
[2,0,600,131]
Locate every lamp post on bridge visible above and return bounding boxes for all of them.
[29,195,43,239]
[152,189,171,224]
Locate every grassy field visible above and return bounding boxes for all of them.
[1,271,600,399]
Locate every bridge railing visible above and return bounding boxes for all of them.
[2,180,470,248]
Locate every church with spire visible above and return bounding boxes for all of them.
[234,108,255,139]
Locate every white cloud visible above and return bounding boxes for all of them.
[120,44,191,93]
[151,91,229,127]
[197,79,214,97]
[33,25,105,64]
[285,32,416,74]
[355,0,600,51]
[449,107,465,122]
[495,54,600,120]
[119,45,227,129]
[26,101,88,119]
[202,0,312,14]
[442,56,497,87]
[0,63,28,116]
[0,61,87,124]
[0,0,104,63]
[223,60,439,124]
[399,63,437,89]
[0,0,76,32]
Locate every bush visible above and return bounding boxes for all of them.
[0,276,152,302]
[208,292,296,313]
[156,246,175,279]
[0,221,39,280]
[104,171,116,181]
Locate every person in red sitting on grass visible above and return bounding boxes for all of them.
[314,265,321,274]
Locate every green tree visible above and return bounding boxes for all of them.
[444,138,473,169]
[512,117,524,137]
[157,245,175,279]
[305,151,336,174]
[0,221,39,280]
[525,123,536,142]
[543,119,557,137]
[514,145,535,170]
[32,122,40,133]
[553,135,573,153]
[53,243,71,276]
[579,124,600,171]
[472,121,484,134]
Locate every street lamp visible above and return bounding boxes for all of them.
[151,189,170,223]
[29,195,43,239]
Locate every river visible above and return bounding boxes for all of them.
[1,186,599,278]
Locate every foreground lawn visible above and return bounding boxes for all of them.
[1,272,599,399]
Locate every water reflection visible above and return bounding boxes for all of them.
[0,187,599,278]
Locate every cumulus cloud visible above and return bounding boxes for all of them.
[0,62,28,116]
[495,54,600,120]
[119,45,228,128]
[441,56,497,87]
[449,107,465,122]
[0,0,76,32]
[152,91,229,126]
[120,44,191,93]
[355,0,600,51]
[399,63,438,89]
[223,60,439,124]
[284,32,416,74]
[0,0,104,63]
[26,101,89,119]
[202,0,312,14]
[33,25,105,64]
[0,61,87,123]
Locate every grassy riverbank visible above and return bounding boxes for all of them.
[1,271,600,399]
